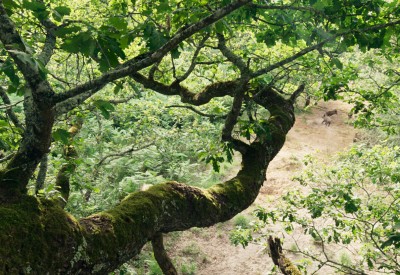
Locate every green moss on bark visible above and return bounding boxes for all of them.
[0,196,81,274]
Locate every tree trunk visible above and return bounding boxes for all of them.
[152,233,178,275]
[0,96,54,200]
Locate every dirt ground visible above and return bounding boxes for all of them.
[166,101,358,275]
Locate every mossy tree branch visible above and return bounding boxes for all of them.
[268,236,301,275]
[0,83,301,274]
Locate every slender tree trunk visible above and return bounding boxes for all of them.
[152,233,178,275]
[35,154,49,194]
[0,97,54,200]
[268,236,301,275]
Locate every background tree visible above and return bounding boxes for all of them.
[1,0,400,273]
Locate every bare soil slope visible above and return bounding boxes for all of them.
[167,101,357,275]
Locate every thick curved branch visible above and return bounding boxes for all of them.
[289,84,305,103]
[36,0,57,65]
[0,81,298,273]
[149,60,162,80]
[54,87,105,117]
[217,34,253,151]
[56,11,400,119]
[37,29,56,65]
[0,4,56,197]
[51,0,252,106]
[131,72,238,105]
[221,80,248,142]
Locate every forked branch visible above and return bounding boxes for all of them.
[50,0,252,106]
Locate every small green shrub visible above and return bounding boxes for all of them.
[233,214,250,228]
[339,252,352,267]
[181,242,201,257]
[181,262,197,275]
[147,258,163,275]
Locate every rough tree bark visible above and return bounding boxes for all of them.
[268,236,301,275]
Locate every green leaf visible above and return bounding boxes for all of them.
[0,120,9,127]
[171,47,181,59]
[23,0,49,20]
[53,6,71,21]
[381,233,400,249]
[367,258,374,269]
[344,199,359,213]
[3,0,20,14]
[23,0,45,12]
[113,82,123,94]
[53,129,70,145]
[215,21,224,34]
[60,32,96,56]
[94,100,115,119]
[1,59,20,87]
[54,6,71,16]
[109,16,128,31]
[331,58,343,70]
[54,26,82,37]
[157,1,171,12]
[143,24,168,51]
[96,35,126,71]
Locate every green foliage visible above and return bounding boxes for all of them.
[147,258,163,275]
[233,214,250,229]
[181,242,201,257]
[53,90,235,217]
[52,129,70,145]
[94,100,115,119]
[180,262,197,275]
[229,226,253,249]
[239,144,400,273]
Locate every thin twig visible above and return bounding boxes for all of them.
[165,105,226,119]
[0,153,15,164]
[97,142,155,167]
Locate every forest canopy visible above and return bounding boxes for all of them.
[0,0,399,273]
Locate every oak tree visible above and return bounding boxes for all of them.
[1,0,399,273]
